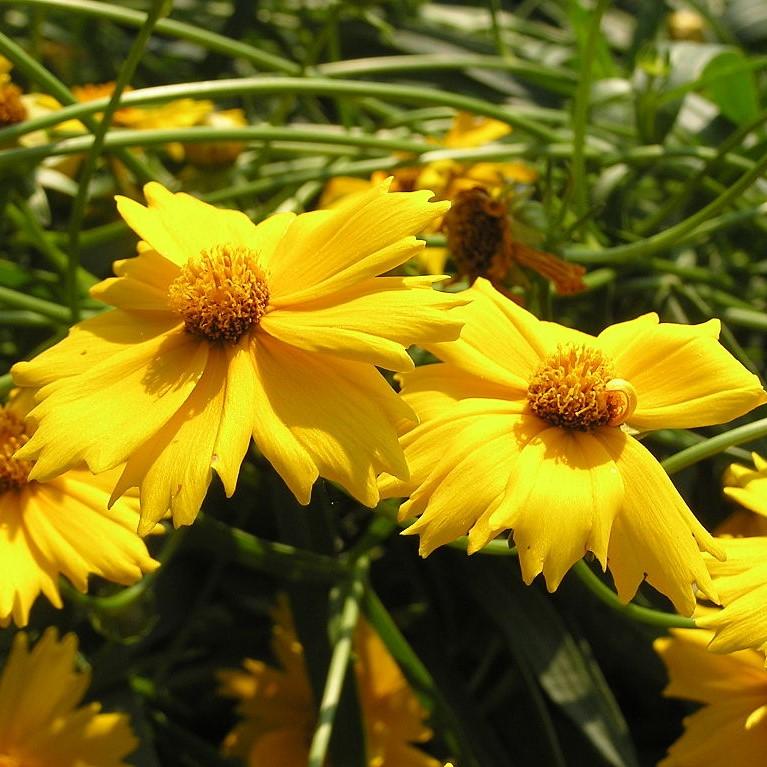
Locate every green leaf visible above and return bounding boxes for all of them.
[467,559,639,767]
[702,50,760,124]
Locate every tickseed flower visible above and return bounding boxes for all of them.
[723,452,767,519]
[442,186,585,297]
[70,82,213,132]
[0,392,158,626]
[672,466,767,661]
[180,108,248,167]
[320,112,537,277]
[0,56,27,128]
[218,599,440,767]
[379,278,767,614]
[13,181,463,534]
[695,536,767,657]
[0,628,138,766]
[655,627,767,766]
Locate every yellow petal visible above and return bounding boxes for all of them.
[112,348,227,533]
[252,334,412,507]
[398,361,522,424]
[425,278,549,392]
[415,246,449,275]
[268,179,450,305]
[210,340,258,498]
[599,430,723,615]
[488,426,624,589]
[0,490,61,627]
[261,276,465,372]
[248,337,318,505]
[20,331,208,480]
[12,309,180,389]
[400,412,525,556]
[379,397,525,501]
[90,248,179,311]
[24,474,158,591]
[116,182,263,266]
[697,538,767,655]
[597,314,767,430]
[658,696,767,767]
[655,628,765,703]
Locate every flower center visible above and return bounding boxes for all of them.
[443,187,509,281]
[0,83,27,127]
[0,409,32,493]
[167,244,270,344]
[527,344,637,430]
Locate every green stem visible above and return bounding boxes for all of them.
[66,526,186,614]
[66,0,169,322]
[0,374,13,398]
[0,126,434,168]
[320,54,576,93]
[0,77,561,143]
[186,515,348,581]
[0,285,70,323]
[8,202,97,292]
[307,558,368,767]
[662,418,767,475]
[572,561,696,629]
[2,0,300,75]
[0,29,154,184]
[637,107,767,236]
[487,0,509,57]
[565,148,767,264]
[570,0,609,223]
[362,588,478,767]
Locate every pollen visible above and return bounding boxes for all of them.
[0,83,27,127]
[167,244,270,344]
[527,344,637,430]
[0,409,32,493]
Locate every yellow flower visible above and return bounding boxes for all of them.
[442,186,585,297]
[0,57,26,128]
[13,181,462,533]
[654,627,767,766]
[0,392,158,626]
[218,599,440,767]
[692,536,767,657]
[723,452,767,519]
[319,113,536,278]
[379,278,767,614]
[180,108,248,167]
[0,628,138,766]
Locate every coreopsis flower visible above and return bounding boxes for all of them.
[0,55,27,128]
[655,627,767,766]
[379,278,767,614]
[70,82,213,132]
[723,452,767,519]
[694,536,767,657]
[671,465,767,659]
[180,108,248,167]
[0,628,137,766]
[0,392,158,626]
[320,112,537,277]
[442,186,585,297]
[13,181,463,533]
[218,599,440,766]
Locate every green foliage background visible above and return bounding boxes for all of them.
[3,1,767,765]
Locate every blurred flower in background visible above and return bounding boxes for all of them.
[655,627,767,766]
[0,391,158,626]
[218,597,441,767]
[0,628,138,766]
